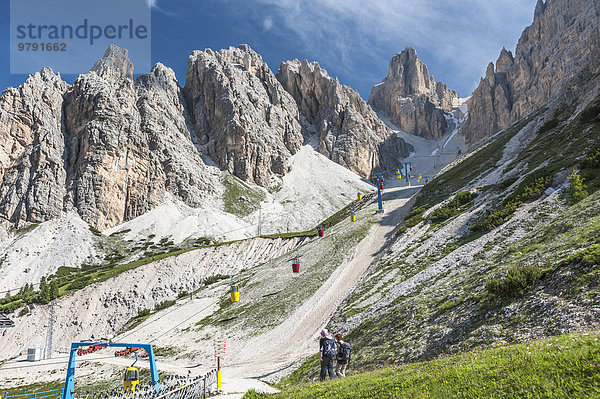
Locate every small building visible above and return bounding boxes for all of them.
[27,348,43,362]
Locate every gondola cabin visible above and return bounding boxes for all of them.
[230,283,239,303]
[350,212,356,222]
[357,192,363,200]
[292,257,300,273]
[379,182,384,190]
[123,366,139,393]
[317,225,324,237]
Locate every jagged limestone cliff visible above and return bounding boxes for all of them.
[462,0,600,143]
[369,46,457,140]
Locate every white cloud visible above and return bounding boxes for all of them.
[236,0,537,95]
[145,0,157,8]
[263,16,274,32]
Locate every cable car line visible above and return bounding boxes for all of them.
[0,201,343,296]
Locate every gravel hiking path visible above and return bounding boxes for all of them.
[216,180,421,396]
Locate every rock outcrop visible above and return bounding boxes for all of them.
[369,47,457,140]
[462,0,600,143]
[0,44,415,230]
[63,46,220,230]
[0,67,68,225]
[184,45,304,188]
[277,59,411,177]
[0,46,221,230]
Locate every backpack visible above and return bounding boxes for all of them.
[323,338,337,358]
[336,342,350,361]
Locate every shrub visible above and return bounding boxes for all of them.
[394,226,407,237]
[66,278,88,291]
[404,207,427,227]
[581,146,600,169]
[472,171,552,232]
[137,308,151,317]
[18,307,30,316]
[428,191,477,223]
[439,300,459,312]
[486,265,541,299]
[155,299,176,311]
[203,274,230,286]
[579,102,600,123]
[563,244,600,267]
[178,291,189,299]
[538,118,559,134]
[568,171,589,204]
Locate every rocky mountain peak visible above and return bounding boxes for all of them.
[184,44,303,187]
[462,0,600,144]
[276,58,411,177]
[369,46,457,139]
[534,0,546,18]
[91,44,134,81]
[496,47,514,73]
[386,46,435,97]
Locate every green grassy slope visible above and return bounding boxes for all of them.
[283,88,600,385]
[246,330,600,399]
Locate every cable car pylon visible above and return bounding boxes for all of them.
[371,173,385,213]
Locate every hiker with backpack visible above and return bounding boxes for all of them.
[319,328,336,381]
[334,333,350,377]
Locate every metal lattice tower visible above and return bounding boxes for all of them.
[45,301,55,359]
[257,206,262,236]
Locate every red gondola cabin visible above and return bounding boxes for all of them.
[292,257,300,273]
[317,225,324,237]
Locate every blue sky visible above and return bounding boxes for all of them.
[0,0,538,98]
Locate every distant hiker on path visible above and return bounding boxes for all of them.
[334,333,351,377]
[319,329,336,381]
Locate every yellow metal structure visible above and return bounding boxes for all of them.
[350,213,356,222]
[357,193,362,200]
[230,284,239,303]
[123,367,139,394]
[217,370,222,389]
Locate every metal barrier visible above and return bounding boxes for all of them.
[6,370,218,399]
[77,370,218,399]
[4,389,64,399]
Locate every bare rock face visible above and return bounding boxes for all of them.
[135,63,220,214]
[63,46,144,229]
[0,45,220,230]
[63,46,219,230]
[0,68,68,225]
[463,0,600,143]
[184,44,304,187]
[277,59,411,177]
[369,47,457,140]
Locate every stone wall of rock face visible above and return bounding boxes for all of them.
[0,68,68,225]
[0,44,414,229]
[184,45,304,188]
[0,46,222,230]
[462,0,600,143]
[277,59,411,178]
[368,46,457,140]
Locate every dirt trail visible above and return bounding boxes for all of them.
[217,180,421,396]
[1,180,421,398]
